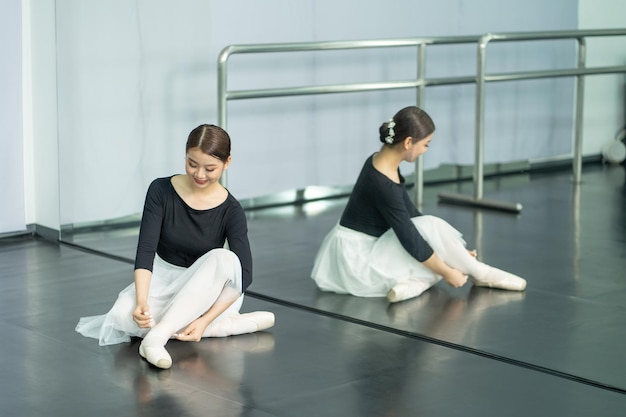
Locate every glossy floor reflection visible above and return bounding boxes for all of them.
[3,162,625,416]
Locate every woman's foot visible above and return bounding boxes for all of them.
[205,311,275,337]
[387,281,431,303]
[139,343,172,369]
[240,311,275,332]
[470,267,526,291]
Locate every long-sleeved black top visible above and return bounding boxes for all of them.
[134,176,252,291]
[339,154,434,262]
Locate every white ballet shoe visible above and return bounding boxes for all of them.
[139,343,172,369]
[239,311,275,332]
[206,311,275,337]
[387,281,431,303]
[471,267,527,291]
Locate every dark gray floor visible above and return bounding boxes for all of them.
[2,163,625,416]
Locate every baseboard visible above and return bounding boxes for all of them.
[0,224,35,240]
[33,224,60,242]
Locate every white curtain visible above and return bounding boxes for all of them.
[55,0,577,226]
[0,0,25,235]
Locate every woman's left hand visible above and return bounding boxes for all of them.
[174,317,208,342]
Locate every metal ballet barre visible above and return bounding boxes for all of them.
[217,29,626,213]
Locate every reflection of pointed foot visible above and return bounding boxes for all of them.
[387,281,430,303]
[241,311,275,332]
[468,285,525,309]
[139,344,172,369]
[471,267,526,291]
[213,332,276,353]
[244,332,275,352]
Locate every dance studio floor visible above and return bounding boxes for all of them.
[1,163,625,416]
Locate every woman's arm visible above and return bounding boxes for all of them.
[375,181,467,287]
[132,268,154,327]
[134,179,165,271]
[422,252,468,288]
[376,184,435,263]
[223,199,253,292]
[132,179,167,327]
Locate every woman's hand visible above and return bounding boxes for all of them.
[468,249,477,258]
[442,268,468,288]
[174,317,209,342]
[422,253,468,289]
[132,304,154,328]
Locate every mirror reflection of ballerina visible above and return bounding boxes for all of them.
[311,106,526,303]
[77,124,274,369]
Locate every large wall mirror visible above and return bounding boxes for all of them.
[55,1,576,263]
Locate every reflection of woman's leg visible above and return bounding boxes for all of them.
[389,216,525,303]
[417,216,526,291]
[410,216,487,278]
[142,249,241,348]
[422,216,490,279]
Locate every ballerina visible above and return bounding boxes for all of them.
[311,106,526,303]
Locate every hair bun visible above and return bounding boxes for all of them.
[379,119,396,144]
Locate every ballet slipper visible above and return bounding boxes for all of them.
[470,267,527,291]
[239,311,275,332]
[387,281,431,303]
[205,311,275,337]
[139,343,172,369]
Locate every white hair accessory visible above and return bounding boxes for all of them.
[384,120,396,144]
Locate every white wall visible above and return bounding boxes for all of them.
[0,0,26,234]
[2,1,624,236]
[27,0,60,236]
[52,0,578,227]
[578,0,626,155]
[0,0,59,237]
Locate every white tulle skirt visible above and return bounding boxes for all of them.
[311,215,465,297]
[76,252,244,346]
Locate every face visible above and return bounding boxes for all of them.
[185,147,230,189]
[405,134,433,162]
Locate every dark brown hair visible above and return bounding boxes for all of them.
[186,124,231,162]
[379,106,435,145]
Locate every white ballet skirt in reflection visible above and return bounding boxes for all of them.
[76,253,244,346]
[311,215,464,297]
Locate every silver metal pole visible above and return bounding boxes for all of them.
[217,47,230,130]
[414,43,427,207]
[436,34,523,213]
[217,48,230,186]
[216,30,626,212]
[474,35,489,200]
[485,65,626,83]
[573,38,586,184]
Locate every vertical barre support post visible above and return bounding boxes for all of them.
[414,42,427,207]
[474,36,489,200]
[217,49,229,187]
[573,38,586,185]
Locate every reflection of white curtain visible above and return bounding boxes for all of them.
[0,0,25,234]
[55,0,576,225]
